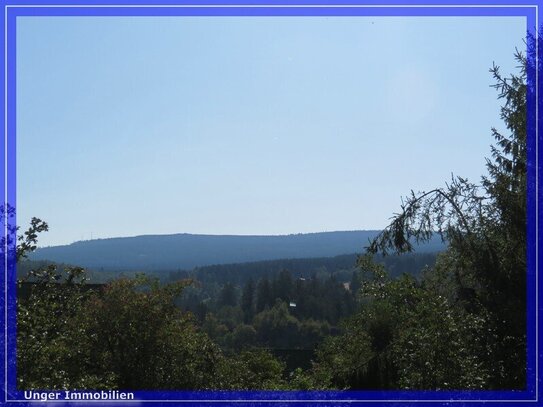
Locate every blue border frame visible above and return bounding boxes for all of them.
[0,2,540,405]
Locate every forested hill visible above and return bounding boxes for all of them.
[30,230,445,272]
[169,251,438,286]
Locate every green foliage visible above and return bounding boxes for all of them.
[368,48,527,389]
[80,276,225,389]
[241,278,256,323]
[16,217,49,262]
[15,220,290,390]
[312,47,529,390]
[0,205,48,263]
[390,290,491,390]
[298,319,331,349]
[218,282,238,307]
[202,313,229,342]
[217,349,287,390]
[287,367,329,390]
[253,301,301,348]
[256,276,273,312]
[363,266,491,389]
[17,267,114,389]
[228,324,258,350]
[312,315,374,389]
[273,269,294,302]
[17,45,530,391]
[214,305,244,331]
[15,218,111,389]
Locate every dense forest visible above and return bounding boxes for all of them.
[12,45,529,391]
[17,251,438,286]
[28,230,444,271]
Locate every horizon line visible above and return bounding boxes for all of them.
[38,229,387,248]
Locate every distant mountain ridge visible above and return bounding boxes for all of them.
[30,230,445,272]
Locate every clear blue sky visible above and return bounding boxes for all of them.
[16,16,525,247]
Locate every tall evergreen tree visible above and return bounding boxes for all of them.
[218,282,237,308]
[315,45,532,390]
[241,278,256,323]
[273,269,293,302]
[256,277,272,313]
